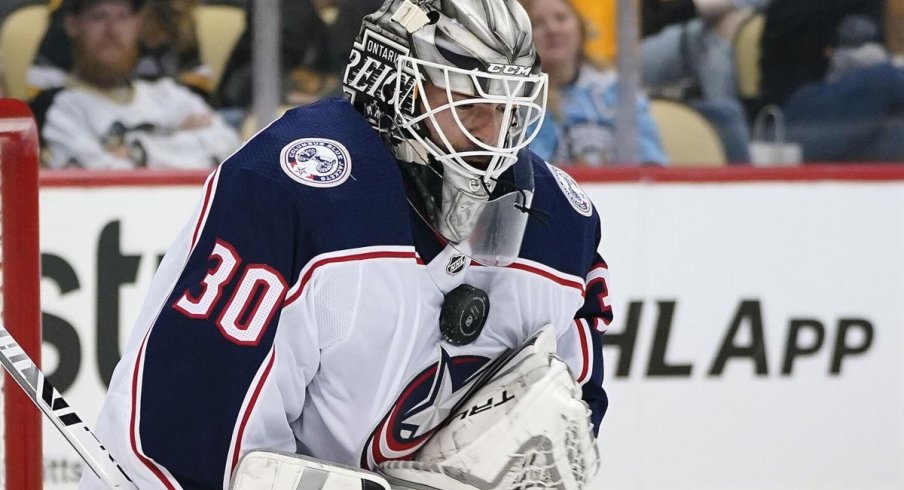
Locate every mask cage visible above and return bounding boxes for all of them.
[394,55,548,183]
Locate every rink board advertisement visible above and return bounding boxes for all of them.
[36,171,904,489]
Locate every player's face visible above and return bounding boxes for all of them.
[528,0,583,73]
[421,84,509,169]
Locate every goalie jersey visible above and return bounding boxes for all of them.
[80,98,613,490]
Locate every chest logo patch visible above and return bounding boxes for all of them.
[280,138,351,187]
[547,162,593,217]
[360,350,491,469]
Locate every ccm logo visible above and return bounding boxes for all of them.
[487,63,532,76]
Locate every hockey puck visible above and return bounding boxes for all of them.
[439,284,489,345]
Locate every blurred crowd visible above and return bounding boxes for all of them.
[0,0,901,169]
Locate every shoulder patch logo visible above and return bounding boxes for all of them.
[280,138,352,187]
[546,162,593,217]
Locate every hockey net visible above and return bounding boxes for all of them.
[0,98,42,490]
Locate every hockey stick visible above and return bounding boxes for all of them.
[0,321,137,489]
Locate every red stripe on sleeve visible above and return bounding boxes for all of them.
[130,332,178,490]
[190,169,219,250]
[283,250,420,306]
[575,319,591,384]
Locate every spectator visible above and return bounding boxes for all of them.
[135,0,210,94]
[28,0,211,99]
[26,1,73,94]
[215,0,370,108]
[521,0,668,166]
[760,0,883,107]
[641,0,768,162]
[762,0,904,162]
[826,14,891,81]
[30,0,241,170]
[642,0,768,101]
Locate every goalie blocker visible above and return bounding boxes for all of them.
[231,327,599,490]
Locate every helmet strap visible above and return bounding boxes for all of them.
[399,161,442,229]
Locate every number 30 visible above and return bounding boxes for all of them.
[174,240,287,346]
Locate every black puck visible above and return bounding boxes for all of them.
[439,284,489,345]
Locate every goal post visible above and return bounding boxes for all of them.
[0,98,43,490]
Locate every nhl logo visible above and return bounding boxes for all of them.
[280,138,352,188]
[446,254,467,275]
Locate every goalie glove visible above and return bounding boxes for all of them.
[380,326,600,490]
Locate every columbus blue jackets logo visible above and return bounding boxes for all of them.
[547,162,593,217]
[280,138,352,187]
[361,349,491,469]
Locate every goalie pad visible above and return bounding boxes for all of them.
[380,326,600,489]
[231,450,391,490]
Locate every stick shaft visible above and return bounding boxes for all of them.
[0,322,137,489]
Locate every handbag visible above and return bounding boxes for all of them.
[749,104,802,166]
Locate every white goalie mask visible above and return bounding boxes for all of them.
[344,0,548,266]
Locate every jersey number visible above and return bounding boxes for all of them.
[174,240,288,346]
[587,264,612,332]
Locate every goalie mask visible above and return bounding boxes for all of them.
[343,0,548,266]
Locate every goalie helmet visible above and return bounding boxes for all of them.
[343,0,548,266]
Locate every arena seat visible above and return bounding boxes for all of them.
[649,99,727,166]
[0,5,49,100]
[733,12,765,100]
[194,4,246,92]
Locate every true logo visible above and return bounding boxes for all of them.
[280,138,352,188]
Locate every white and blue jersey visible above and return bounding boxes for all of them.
[79,98,613,490]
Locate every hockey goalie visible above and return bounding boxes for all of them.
[77,0,612,488]
[232,327,600,490]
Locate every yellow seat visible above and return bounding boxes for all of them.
[888,0,904,58]
[733,13,765,100]
[194,4,246,92]
[0,5,50,100]
[649,99,726,167]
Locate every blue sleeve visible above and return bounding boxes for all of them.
[575,216,612,436]
[582,328,608,435]
[138,162,302,489]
